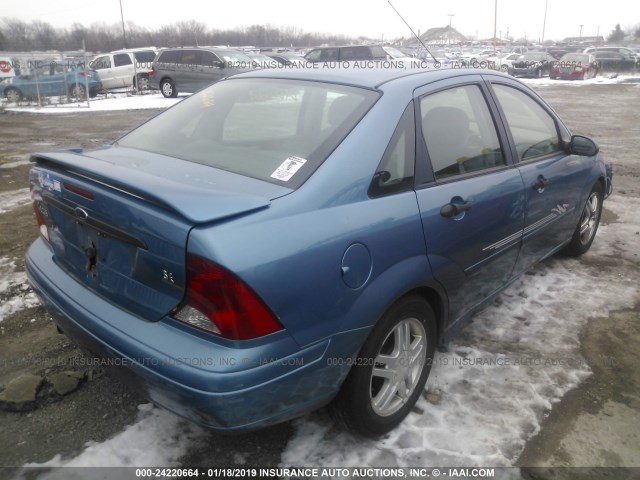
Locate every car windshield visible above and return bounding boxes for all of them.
[117,78,379,187]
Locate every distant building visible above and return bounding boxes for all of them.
[561,36,604,45]
[403,26,467,46]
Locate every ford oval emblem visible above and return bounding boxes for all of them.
[74,207,89,221]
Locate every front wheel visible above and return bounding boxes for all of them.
[5,87,22,102]
[331,296,436,437]
[160,79,177,98]
[562,183,603,256]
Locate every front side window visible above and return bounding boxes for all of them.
[420,84,504,180]
[117,79,379,188]
[492,84,560,161]
[92,55,111,70]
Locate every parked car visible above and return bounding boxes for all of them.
[550,53,598,80]
[265,52,306,66]
[246,53,277,69]
[508,52,555,77]
[304,45,389,62]
[26,67,611,437]
[583,46,638,62]
[149,47,256,98]
[0,63,102,102]
[592,50,638,72]
[90,48,157,91]
[494,53,522,72]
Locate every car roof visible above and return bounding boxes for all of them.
[228,66,503,90]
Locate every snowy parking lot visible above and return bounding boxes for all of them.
[1,76,639,478]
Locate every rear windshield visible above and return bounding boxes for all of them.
[117,78,379,188]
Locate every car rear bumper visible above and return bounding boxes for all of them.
[26,237,361,431]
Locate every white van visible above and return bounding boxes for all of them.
[90,48,157,91]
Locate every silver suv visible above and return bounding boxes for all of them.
[150,47,257,98]
[90,48,157,91]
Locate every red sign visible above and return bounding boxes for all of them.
[0,60,12,73]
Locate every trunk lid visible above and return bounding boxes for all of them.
[30,146,291,321]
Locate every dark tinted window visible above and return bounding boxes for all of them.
[118,79,379,188]
[201,51,221,67]
[420,85,504,180]
[158,50,181,63]
[113,53,132,67]
[133,51,156,67]
[178,50,201,66]
[340,46,372,61]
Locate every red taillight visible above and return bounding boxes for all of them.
[173,254,283,340]
[148,68,155,76]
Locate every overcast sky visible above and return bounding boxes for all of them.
[2,0,638,42]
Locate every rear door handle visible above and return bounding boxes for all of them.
[532,175,549,191]
[440,200,472,218]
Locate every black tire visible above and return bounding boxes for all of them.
[330,295,437,437]
[4,87,22,102]
[562,182,603,256]
[160,78,177,98]
[69,83,87,100]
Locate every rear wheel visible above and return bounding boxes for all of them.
[160,79,177,98]
[331,295,436,437]
[69,83,87,100]
[562,183,603,256]
[5,87,22,102]
[134,74,150,91]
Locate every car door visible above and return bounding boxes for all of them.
[195,50,226,90]
[176,49,202,92]
[112,53,134,87]
[414,77,525,324]
[487,78,591,274]
[91,55,115,89]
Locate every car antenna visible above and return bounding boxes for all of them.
[387,1,439,63]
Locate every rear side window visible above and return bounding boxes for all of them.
[117,78,379,188]
[420,85,504,180]
[114,54,132,67]
[158,50,180,64]
[492,84,560,161]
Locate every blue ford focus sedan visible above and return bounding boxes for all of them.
[26,67,611,436]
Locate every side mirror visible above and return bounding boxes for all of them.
[568,135,599,156]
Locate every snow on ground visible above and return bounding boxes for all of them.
[3,92,184,114]
[21,404,206,477]
[0,188,30,214]
[0,189,41,322]
[0,256,39,323]
[13,194,640,470]
[522,73,640,87]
